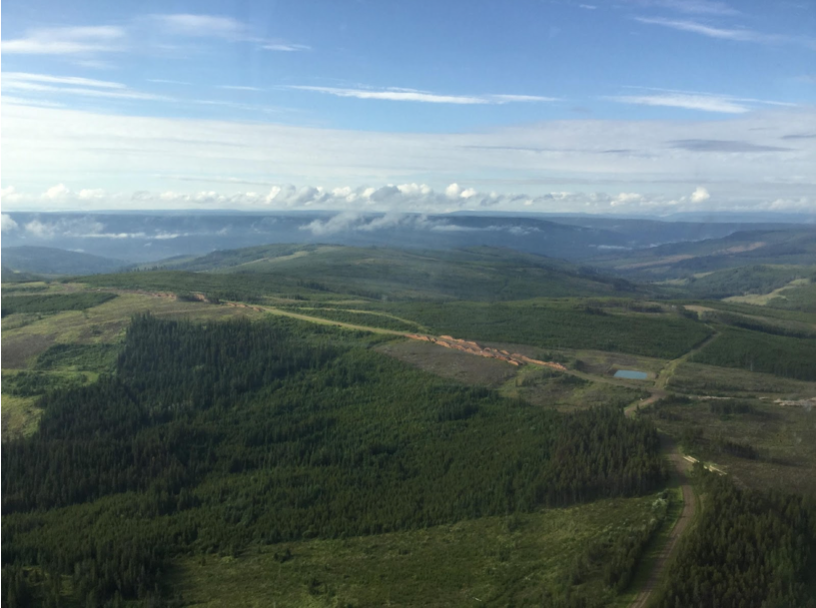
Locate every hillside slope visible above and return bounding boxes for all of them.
[104,244,640,301]
[2,246,125,276]
[592,229,816,279]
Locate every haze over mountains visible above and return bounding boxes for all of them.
[3,211,814,276]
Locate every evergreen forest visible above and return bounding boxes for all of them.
[2,315,668,606]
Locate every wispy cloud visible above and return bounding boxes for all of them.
[149,14,309,51]
[2,96,66,108]
[5,71,292,115]
[3,73,170,101]
[670,139,791,152]
[626,0,738,16]
[262,43,311,52]
[1,25,126,55]
[634,16,799,45]
[149,14,250,40]
[217,85,262,92]
[289,85,557,105]
[148,79,191,85]
[3,15,309,60]
[610,93,749,113]
[5,72,126,89]
[608,89,796,114]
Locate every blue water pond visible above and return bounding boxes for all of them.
[614,370,649,380]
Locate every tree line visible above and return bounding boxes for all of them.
[653,471,816,608]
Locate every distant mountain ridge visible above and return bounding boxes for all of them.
[2,211,806,265]
[1,246,125,277]
[140,244,640,301]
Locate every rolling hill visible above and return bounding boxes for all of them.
[592,228,816,279]
[2,246,125,277]
[129,244,640,301]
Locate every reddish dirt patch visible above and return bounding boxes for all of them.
[406,334,568,372]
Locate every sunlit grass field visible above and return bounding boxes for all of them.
[169,493,669,608]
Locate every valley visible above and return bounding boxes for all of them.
[2,234,816,607]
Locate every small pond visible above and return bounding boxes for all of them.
[614,370,649,380]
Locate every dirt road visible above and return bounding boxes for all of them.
[627,438,696,608]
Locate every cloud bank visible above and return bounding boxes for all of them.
[3,181,812,217]
[2,102,814,216]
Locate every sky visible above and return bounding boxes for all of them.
[2,0,815,216]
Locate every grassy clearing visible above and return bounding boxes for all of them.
[385,300,711,359]
[168,493,664,608]
[500,366,647,411]
[283,306,426,333]
[1,394,43,441]
[1,291,265,370]
[724,277,810,305]
[768,281,816,313]
[1,369,101,440]
[644,398,816,496]
[376,339,518,387]
[1,288,266,438]
[667,361,816,398]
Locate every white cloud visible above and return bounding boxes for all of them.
[301,212,365,235]
[1,26,125,55]
[289,86,556,105]
[691,186,711,202]
[79,188,107,200]
[445,183,464,198]
[2,103,813,214]
[611,192,645,206]
[1,214,19,232]
[609,88,796,114]
[633,17,798,45]
[24,219,56,238]
[300,212,456,236]
[4,72,126,89]
[3,73,172,101]
[44,184,71,200]
[2,181,813,217]
[609,93,750,113]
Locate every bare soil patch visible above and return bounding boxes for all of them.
[377,340,518,387]
[2,333,56,369]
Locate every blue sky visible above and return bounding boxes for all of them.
[2,0,815,215]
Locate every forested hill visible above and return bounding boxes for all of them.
[118,244,639,301]
[2,246,125,277]
[591,228,816,279]
[2,314,668,606]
